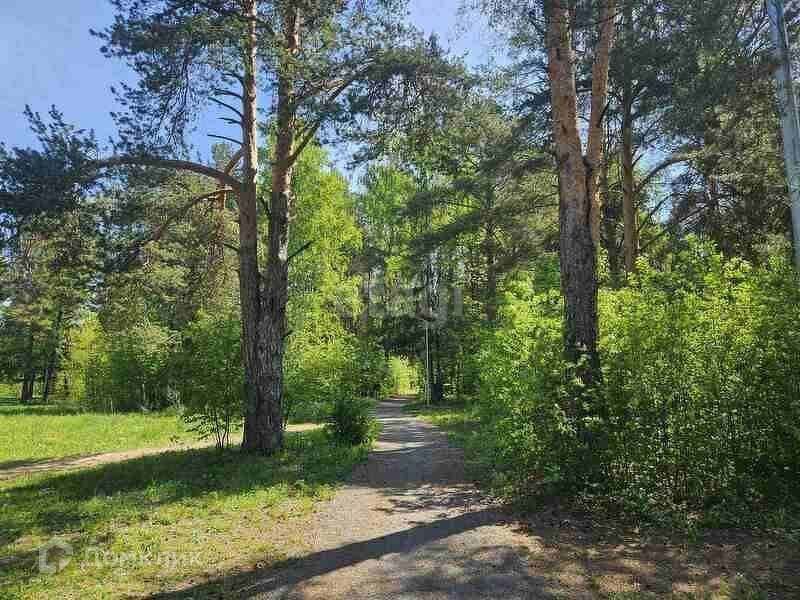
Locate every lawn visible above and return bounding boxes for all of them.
[0,405,194,465]
[0,429,370,599]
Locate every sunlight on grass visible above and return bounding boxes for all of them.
[0,430,369,599]
[0,407,193,464]
[404,401,476,447]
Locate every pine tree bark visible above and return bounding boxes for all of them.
[546,0,616,384]
[242,2,300,453]
[239,0,270,453]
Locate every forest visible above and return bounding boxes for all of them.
[1,1,800,598]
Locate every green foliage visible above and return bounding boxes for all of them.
[178,310,243,449]
[389,356,418,395]
[326,396,378,446]
[468,275,574,497]
[85,320,178,412]
[463,240,800,523]
[598,239,800,521]
[285,334,391,423]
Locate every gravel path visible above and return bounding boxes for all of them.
[151,398,800,599]
[233,397,546,599]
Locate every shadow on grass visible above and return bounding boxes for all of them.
[0,429,367,589]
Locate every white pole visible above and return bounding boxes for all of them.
[768,0,800,270]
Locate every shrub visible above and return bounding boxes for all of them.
[325,395,377,446]
[178,310,243,449]
[85,320,178,412]
[467,240,800,522]
[598,240,800,518]
[285,332,391,423]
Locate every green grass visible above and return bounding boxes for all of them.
[604,577,767,599]
[0,430,370,599]
[0,406,194,465]
[403,400,475,447]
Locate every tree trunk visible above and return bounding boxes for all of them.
[42,307,63,404]
[242,3,300,453]
[483,220,498,323]
[621,112,638,273]
[239,0,268,453]
[546,0,615,386]
[20,330,36,404]
[21,371,36,404]
[621,3,638,274]
[601,158,623,287]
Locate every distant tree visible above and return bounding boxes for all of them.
[0,0,466,453]
[0,211,97,402]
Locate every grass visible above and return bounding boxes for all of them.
[0,429,370,599]
[0,405,194,465]
[403,400,475,448]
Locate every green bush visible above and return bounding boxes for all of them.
[285,333,391,423]
[85,319,179,412]
[470,279,576,497]
[467,240,800,522]
[178,310,243,449]
[598,240,800,519]
[325,396,377,446]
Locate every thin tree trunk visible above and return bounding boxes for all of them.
[621,3,638,273]
[601,157,622,287]
[21,371,36,404]
[483,220,498,323]
[546,0,615,386]
[20,330,36,404]
[621,113,638,272]
[42,307,63,404]
[586,3,616,247]
[243,3,300,453]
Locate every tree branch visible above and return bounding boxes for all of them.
[287,240,313,263]
[288,67,372,166]
[635,149,701,195]
[208,96,243,119]
[93,156,241,191]
[122,189,228,266]
[208,133,243,147]
[224,148,244,174]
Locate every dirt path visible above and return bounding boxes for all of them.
[152,397,800,600]
[239,397,542,599]
[0,423,321,481]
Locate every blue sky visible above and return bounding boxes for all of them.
[0,1,495,154]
